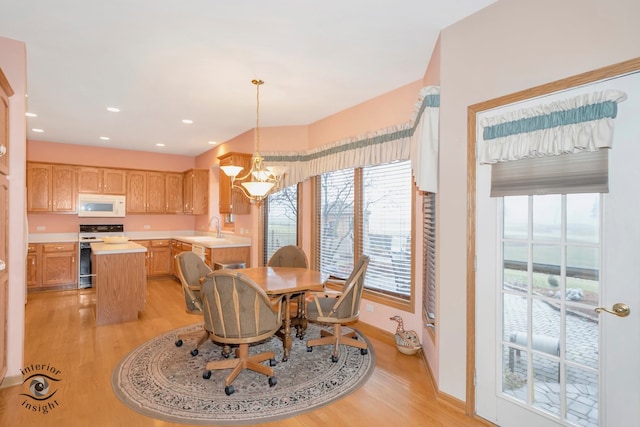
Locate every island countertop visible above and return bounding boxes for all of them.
[91,241,148,255]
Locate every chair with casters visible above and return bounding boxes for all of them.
[200,270,283,395]
[267,245,309,338]
[267,245,309,269]
[306,255,370,362]
[174,251,212,357]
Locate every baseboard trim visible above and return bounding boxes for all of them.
[0,374,23,389]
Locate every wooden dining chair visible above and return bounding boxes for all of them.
[267,245,309,338]
[200,271,283,395]
[306,255,370,362]
[267,245,309,268]
[174,251,212,356]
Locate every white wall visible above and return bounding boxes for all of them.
[437,0,640,400]
[0,36,27,383]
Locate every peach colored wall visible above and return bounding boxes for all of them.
[438,0,640,401]
[308,80,423,149]
[1,35,27,381]
[28,140,194,171]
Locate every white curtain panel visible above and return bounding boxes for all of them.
[262,86,440,191]
[478,89,627,165]
[411,86,440,193]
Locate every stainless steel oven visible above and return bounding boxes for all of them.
[78,224,124,288]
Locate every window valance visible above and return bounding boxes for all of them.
[478,89,627,165]
[262,86,440,192]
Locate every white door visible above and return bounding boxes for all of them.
[475,72,640,426]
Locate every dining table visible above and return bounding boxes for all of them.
[236,266,328,361]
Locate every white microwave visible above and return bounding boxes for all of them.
[78,194,126,217]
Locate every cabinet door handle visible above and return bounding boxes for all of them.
[0,260,5,271]
[0,145,6,157]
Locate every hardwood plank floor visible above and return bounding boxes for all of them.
[0,277,488,426]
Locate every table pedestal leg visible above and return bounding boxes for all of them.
[281,294,293,361]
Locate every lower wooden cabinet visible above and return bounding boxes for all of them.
[137,239,172,277]
[26,244,40,288]
[27,242,77,291]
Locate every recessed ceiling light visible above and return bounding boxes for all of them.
[100,136,110,141]
[208,141,217,145]
[106,107,120,113]
[156,143,165,147]
[182,119,193,124]
[25,112,37,117]
[32,128,44,133]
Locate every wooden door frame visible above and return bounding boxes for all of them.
[465,57,640,416]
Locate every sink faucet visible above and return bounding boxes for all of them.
[209,216,222,238]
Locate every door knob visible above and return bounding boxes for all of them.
[594,303,630,317]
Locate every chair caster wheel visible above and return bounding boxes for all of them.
[202,370,212,380]
[268,377,277,387]
[225,385,235,395]
[360,348,368,355]
[269,358,277,367]
[331,355,339,363]
[306,346,313,352]
[175,339,183,347]
[190,349,199,357]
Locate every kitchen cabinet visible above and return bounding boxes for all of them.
[0,68,12,382]
[27,163,77,213]
[126,170,167,214]
[137,239,172,276]
[218,152,252,215]
[183,169,209,215]
[41,242,77,289]
[78,166,126,195]
[26,243,41,288]
[165,172,184,214]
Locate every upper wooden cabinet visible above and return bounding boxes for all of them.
[218,152,252,215]
[78,167,126,195]
[183,169,209,215]
[165,172,184,214]
[26,161,206,215]
[27,162,77,213]
[126,170,169,214]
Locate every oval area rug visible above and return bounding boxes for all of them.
[111,323,375,425]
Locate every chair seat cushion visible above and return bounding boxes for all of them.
[307,296,340,321]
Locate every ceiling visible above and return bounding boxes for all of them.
[0,0,494,157]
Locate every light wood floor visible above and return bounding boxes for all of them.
[0,277,488,426]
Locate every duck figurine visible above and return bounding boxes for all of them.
[390,315,422,355]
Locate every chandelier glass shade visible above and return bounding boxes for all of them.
[219,79,286,203]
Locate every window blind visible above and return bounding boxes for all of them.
[316,169,355,279]
[362,161,412,298]
[263,184,299,265]
[423,192,436,324]
[490,150,608,197]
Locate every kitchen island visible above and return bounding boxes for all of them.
[91,241,147,326]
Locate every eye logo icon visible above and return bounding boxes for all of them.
[29,376,50,398]
[21,373,59,401]
[19,364,62,414]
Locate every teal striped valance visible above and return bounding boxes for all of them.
[483,100,618,140]
[478,89,627,164]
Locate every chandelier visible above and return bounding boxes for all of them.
[219,79,286,203]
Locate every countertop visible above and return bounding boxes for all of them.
[91,241,147,255]
[28,231,251,248]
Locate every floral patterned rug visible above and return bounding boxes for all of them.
[111,323,375,425]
